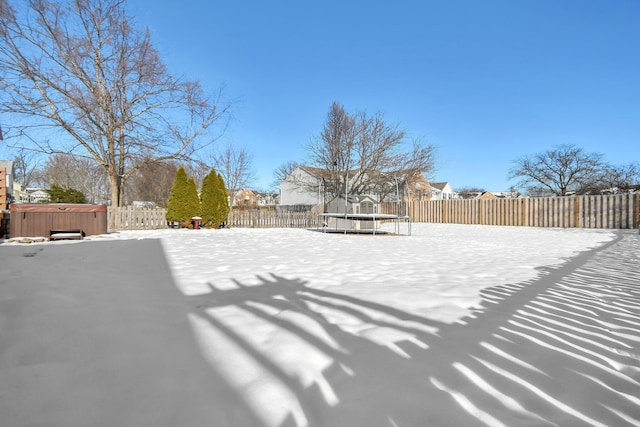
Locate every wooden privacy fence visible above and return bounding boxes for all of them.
[108,206,169,230]
[381,193,640,229]
[108,193,639,231]
[228,210,320,228]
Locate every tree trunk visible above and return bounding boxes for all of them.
[109,175,121,208]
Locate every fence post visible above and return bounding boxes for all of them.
[634,193,640,230]
[632,194,636,229]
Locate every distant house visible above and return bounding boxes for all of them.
[280,165,434,209]
[475,191,498,200]
[25,188,50,203]
[393,172,432,203]
[12,182,30,203]
[492,191,521,199]
[255,191,279,207]
[232,188,258,209]
[279,166,328,208]
[428,182,458,200]
[0,160,15,208]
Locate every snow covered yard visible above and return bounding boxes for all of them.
[105,224,640,427]
[3,223,639,427]
[118,224,615,321]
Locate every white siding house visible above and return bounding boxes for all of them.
[279,166,325,207]
[429,182,458,200]
[25,188,50,203]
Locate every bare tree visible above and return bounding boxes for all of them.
[456,187,487,199]
[0,0,228,207]
[272,160,300,190]
[509,144,605,196]
[12,149,45,188]
[183,162,210,193]
[596,162,640,193]
[209,143,254,193]
[306,102,436,199]
[127,160,178,207]
[42,153,109,203]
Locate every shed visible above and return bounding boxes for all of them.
[325,195,380,230]
[10,204,107,239]
[327,194,378,215]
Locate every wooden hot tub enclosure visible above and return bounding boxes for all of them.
[9,204,108,238]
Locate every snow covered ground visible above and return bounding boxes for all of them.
[115,224,615,322]
[82,223,640,427]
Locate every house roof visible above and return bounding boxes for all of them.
[298,165,428,184]
[347,194,376,203]
[430,182,450,191]
[299,166,359,180]
[327,194,377,204]
[299,166,327,177]
[475,191,497,199]
[234,188,255,195]
[299,166,335,179]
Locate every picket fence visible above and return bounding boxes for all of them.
[228,210,320,229]
[381,193,640,229]
[107,206,169,230]
[107,207,320,230]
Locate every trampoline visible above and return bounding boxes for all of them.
[318,212,412,235]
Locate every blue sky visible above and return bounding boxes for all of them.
[128,0,639,191]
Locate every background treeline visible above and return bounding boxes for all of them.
[13,152,205,206]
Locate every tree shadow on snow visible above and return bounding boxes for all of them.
[187,231,640,427]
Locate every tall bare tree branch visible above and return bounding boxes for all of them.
[42,153,109,203]
[0,0,230,207]
[272,160,300,190]
[509,144,605,196]
[207,142,254,193]
[305,102,436,200]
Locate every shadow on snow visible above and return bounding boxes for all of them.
[186,231,640,427]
